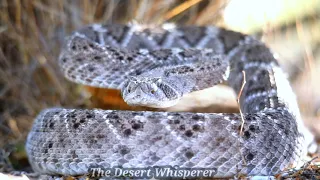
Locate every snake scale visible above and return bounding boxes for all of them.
[26,24,309,177]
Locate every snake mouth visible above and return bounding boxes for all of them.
[123,94,150,106]
[124,95,179,108]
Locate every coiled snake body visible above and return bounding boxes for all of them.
[26,24,308,177]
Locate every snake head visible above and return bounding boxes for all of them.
[121,76,181,108]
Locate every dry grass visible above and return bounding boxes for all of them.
[0,0,319,177]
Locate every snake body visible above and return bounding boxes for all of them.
[26,24,308,177]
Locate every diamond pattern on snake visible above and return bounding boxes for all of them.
[26,24,311,177]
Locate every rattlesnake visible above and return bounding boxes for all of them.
[26,24,310,178]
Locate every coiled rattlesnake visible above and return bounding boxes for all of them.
[26,24,309,177]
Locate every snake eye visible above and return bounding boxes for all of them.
[151,90,156,94]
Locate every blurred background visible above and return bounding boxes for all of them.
[0,0,319,175]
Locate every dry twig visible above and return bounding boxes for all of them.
[237,70,246,136]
